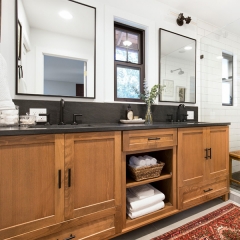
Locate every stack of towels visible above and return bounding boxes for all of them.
[126,184,165,219]
[129,155,157,168]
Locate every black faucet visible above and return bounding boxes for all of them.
[59,98,65,125]
[177,104,185,122]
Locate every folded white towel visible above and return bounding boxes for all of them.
[129,163,142,169]
[129,156,146,166]
[150,158,157,165]
[126,186,165,212]
[129,184,155,199]
[127,201,165,219]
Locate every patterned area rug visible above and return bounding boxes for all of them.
[151,203,240,240]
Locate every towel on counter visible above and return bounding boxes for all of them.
[126,186,165,212]
[129,184,155,199]
[0,53,15,109]
[127,201,165,219]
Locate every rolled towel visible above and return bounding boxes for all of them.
[126,186,165,212]
[150,158,157,165]
[129,184,155,199]
[128,163,142,169]
[129,156,146,166]
[127,201,165,219]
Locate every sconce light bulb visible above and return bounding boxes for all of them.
[184,46,192,50]
[123,40,132,47]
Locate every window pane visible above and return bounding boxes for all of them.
[128,50,139,63]
[116,47,127,61]
[117,66,140,99]
[222,52,233,105]
[128,33,139,50]
[115,29,127,48]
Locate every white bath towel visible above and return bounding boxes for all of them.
[0,53,15,109]
[126,187,165,212]
[129,184,155,199]
[128,163,142,169]
[129,156,146,166]
[143,155,157,165]
[127,201,165,219]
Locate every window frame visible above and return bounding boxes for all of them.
[114,22,145,102]
[222,52,233,106]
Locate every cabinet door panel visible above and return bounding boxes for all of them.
[207,126,229,180]
[64,132,121,221]
[178,128,206,187]
[0,134,64,240]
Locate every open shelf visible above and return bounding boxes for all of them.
[126,171,172,188]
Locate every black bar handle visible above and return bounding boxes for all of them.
[58,170,61,189]
[148,137,161,141]
[64,234,76,240]
[203,188,213,193]
[204,148,208,159]
[208,148,212,159]
[68,168,71,187]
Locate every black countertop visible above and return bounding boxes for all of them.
[0,122,231,136]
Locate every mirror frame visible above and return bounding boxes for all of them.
[15,0,96,99]
[159,28,196,104]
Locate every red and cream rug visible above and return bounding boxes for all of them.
[152,203,240,240]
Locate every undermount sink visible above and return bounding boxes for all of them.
[28,124,94,129]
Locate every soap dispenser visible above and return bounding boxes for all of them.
[126,104,133,120]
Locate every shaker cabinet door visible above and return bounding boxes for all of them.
[0,134,64,240]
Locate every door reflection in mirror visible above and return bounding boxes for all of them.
[16,0,95,98]
[159,29,196,103]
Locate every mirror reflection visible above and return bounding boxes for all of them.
[159,29,196,103]
[17,0,96,98]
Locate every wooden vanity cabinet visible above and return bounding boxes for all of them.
[0,131,121,240]
[177,126,229,210]
[121,129,178,233]
[0,134,65,240]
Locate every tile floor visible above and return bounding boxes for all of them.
[111,191,240,240]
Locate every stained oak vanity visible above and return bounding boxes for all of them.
[0,123,229,239]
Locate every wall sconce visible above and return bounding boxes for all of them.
[177,13,191,26]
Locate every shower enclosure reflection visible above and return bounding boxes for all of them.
[159,29,196,103]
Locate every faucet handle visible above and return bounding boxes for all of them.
[72,114,83,125]
[167,114,173,122]
[39,113,51,125]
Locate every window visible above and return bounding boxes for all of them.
[222,52,233,106]
[114,22,145,101]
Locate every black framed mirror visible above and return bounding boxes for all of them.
[159,29,196,103]
[16,0,96,98]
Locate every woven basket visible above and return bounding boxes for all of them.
[127,162,165,181]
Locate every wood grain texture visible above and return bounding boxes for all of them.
[123,129,177,152]
[0,134,64,240]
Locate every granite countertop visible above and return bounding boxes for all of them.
[0,121,231,136]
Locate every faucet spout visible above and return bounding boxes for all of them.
[59,98,65,125]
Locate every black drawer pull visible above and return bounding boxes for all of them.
[208,148,212,159]
[148,137,161,141]
[68,168,71,187]
[203,188,213,193]
[204,148,208,159]
[58,170,61,189]
[64,234,76,240]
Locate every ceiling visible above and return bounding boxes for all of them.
[156,0,240,30]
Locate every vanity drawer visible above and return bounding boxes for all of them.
[122,129,177,151]
[178,176,228,210]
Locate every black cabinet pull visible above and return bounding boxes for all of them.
[148,137,161,141]
[64,234,76,240]
[58,170,61,189]
[68,168,71,187]
[203,188,213,193]
[204,148,208,159]
[208,148,212,159]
